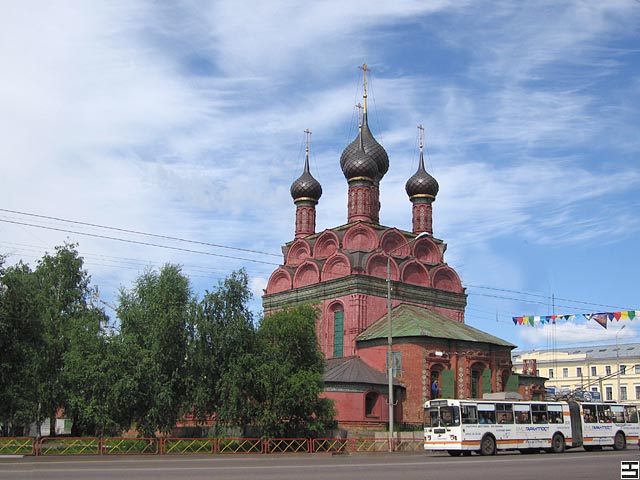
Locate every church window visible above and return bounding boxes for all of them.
[333,310,344,358]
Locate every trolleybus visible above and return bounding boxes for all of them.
[423,398,639,456]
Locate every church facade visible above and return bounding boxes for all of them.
[263,70,514,428]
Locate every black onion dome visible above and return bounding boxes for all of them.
[291,155,322,201]
[340,114,389,181]
[405,151,439,198]
[342,147,377,181]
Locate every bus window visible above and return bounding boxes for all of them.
[514,404,530,424]
[624,405,638,423]
[532,404,548,424]
[425,407,439,427]
[461,405,478,424]
[597,404,613,423]
[478,404,496,424]
[496,403,514,424]
[547,405,563,423]
[582,405,597,423]
[611,405,625,423]
[441,406,460,426]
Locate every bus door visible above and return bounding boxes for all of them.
[567,401,583,447]
[623,405,640,447]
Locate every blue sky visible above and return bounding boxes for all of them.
[1,1,639,350]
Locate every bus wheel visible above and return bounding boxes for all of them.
[613,432,626,451]
[550,433,565,454]
[447,450,462,456]
[480,435,496,456]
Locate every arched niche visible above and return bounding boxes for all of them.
[292,261,320,288]
[265,268,292,294]
[366,253,397,280]
[414,237,441,264]
[327,300,345,314]
[285,239,311,266]
[313,230,339,258]
[364,390,380,417]
[401,260,430,287]
[321,253,351,281]
[380,228,409,256]
[342,223,379,251]
[431,266,463,293]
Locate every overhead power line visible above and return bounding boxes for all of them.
[0,208,280,257]
[0,219,279,266]
[465,284,635,312]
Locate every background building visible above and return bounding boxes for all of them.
[512,343,640,402]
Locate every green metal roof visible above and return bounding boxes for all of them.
[356,303,515,348]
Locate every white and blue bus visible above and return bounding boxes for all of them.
[423,399,639,456]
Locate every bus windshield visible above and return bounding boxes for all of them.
[425,405,460,427]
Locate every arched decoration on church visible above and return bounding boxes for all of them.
[285,239,311,266]
[321,252,351,281]
[431,265,463,293]
[413,236,441,264]
[400,260,430,287]
[313,230,340,258]
[380,228,409,256]
[265,268,293,294]
[342,223,379,251]
[292,260,320,288]
[366,253,397,280]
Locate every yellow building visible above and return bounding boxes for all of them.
[512,343,640,402]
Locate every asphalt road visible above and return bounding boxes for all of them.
[1,449,639,480]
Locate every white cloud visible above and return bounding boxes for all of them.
[518,319,636,348]
[1,1,639,348]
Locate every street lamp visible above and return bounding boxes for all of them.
[615,324,626,401]
[386,231,428,452]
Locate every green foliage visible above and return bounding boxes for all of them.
[1,248,335,439]
[185,269,255,429]
[0,261,41,430]
[62,311,121,436]
[115,264,192,437]
[252,305,336,438]
[0,243,104,436]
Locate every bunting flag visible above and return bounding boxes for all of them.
[512,311,637,328]
[584,313,608,329]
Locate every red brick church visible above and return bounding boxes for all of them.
[263,68,514,428]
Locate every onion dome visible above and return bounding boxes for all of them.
[291,142,322,202]
[341,126,378,181]
[340,113,389,182]
[405,147,439,198]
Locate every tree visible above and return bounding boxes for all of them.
[252,305,335,438]
[114,264,191,437]
[186,269,256,433]
[62,308,120,436]
[0,261,41,434]
[0,244,100,436]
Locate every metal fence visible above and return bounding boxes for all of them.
[0,436,424,456]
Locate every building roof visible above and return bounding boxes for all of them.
[513,343,640,362]
[356,303,515,348]
[324,356,401,386]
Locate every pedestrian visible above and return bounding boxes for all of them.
[431,379,439,399]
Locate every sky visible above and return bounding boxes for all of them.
[1,0,639,351]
